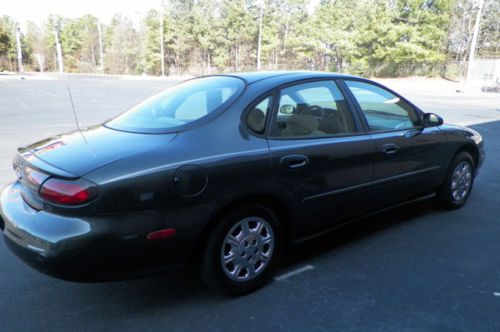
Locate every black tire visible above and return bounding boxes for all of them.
[200,204,283,296]
[437,151,475,210]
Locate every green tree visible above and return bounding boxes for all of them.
[190,0,220,72]
[0,16,18,71]
[142,9,162,75]
[3,0,497,77]
[105,14,141,75]
[216,0,256,70]
[25,21,51,72]
[0,18,14,71]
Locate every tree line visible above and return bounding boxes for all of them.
[0,0,498,77]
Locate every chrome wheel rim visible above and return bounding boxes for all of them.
[451,161,472,202]
[221,217,275,282]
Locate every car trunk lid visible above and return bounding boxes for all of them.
[20,125,176,177]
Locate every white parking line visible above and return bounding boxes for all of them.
[274,265,315,281]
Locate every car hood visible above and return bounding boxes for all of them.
[21,125,176,177]
[441,123,483,144]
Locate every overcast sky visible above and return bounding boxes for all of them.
[2,0,163,28]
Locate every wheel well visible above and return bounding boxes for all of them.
[457,143,479,168]
[189,194,295,263]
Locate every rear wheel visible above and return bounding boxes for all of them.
[437,151,475,210]
[201,205,283,295]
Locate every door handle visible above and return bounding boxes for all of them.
[280,155,310,169]
[381,143,399,155]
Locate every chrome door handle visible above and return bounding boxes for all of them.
[280,155,310,169]
[381,143,399,155]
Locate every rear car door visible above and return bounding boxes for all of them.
[266,80,378,235]
[342,79,446,207]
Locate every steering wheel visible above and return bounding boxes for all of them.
[300,105,325,124]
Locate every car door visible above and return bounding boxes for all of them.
[342,79,446,207]
[266,80,378,235]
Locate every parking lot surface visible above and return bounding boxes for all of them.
[1,75,500,331]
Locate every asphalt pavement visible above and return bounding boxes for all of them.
[1,74,500,331]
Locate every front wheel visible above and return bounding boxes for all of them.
[437,151,475,210]
[201,205,283,295]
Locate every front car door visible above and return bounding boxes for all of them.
[266,80,378,235]
[342,79,447,207]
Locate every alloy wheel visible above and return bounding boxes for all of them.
[451,161,472,202]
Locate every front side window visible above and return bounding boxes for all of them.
[106,76,244,133]
[272,81,357,138]
[345,80,420,132]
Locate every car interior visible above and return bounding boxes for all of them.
[246,83,358,137]
[275,86,356,137]
[276,102,356,137]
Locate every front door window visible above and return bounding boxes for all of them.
[272,81,357,138]
[345,80,421,132]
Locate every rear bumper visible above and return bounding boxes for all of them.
[0,182,211,281]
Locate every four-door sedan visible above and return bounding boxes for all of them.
[0,71,484,295]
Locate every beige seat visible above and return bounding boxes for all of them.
[282,114,323,137]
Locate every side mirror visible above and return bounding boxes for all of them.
[423,113,443,127]
[279,104,295,115]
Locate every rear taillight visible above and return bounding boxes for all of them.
[40,178,98,205]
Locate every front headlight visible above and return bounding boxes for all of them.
[471,133,482,145]
[469,129,483,145]
[464,128,482,145]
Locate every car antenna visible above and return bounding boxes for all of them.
[66,84,88,144]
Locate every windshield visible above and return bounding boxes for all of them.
[106,76,245,133]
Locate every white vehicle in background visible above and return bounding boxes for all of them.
[480,72,500,93]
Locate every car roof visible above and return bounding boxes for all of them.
[219,71,360,84]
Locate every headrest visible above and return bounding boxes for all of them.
[247,108,266,133]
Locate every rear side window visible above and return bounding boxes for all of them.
[272,80,357,138]
[106,76,244,133]
[345,80,420,132]
[246,96,272,134]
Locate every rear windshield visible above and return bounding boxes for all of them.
[106,76,244,133]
